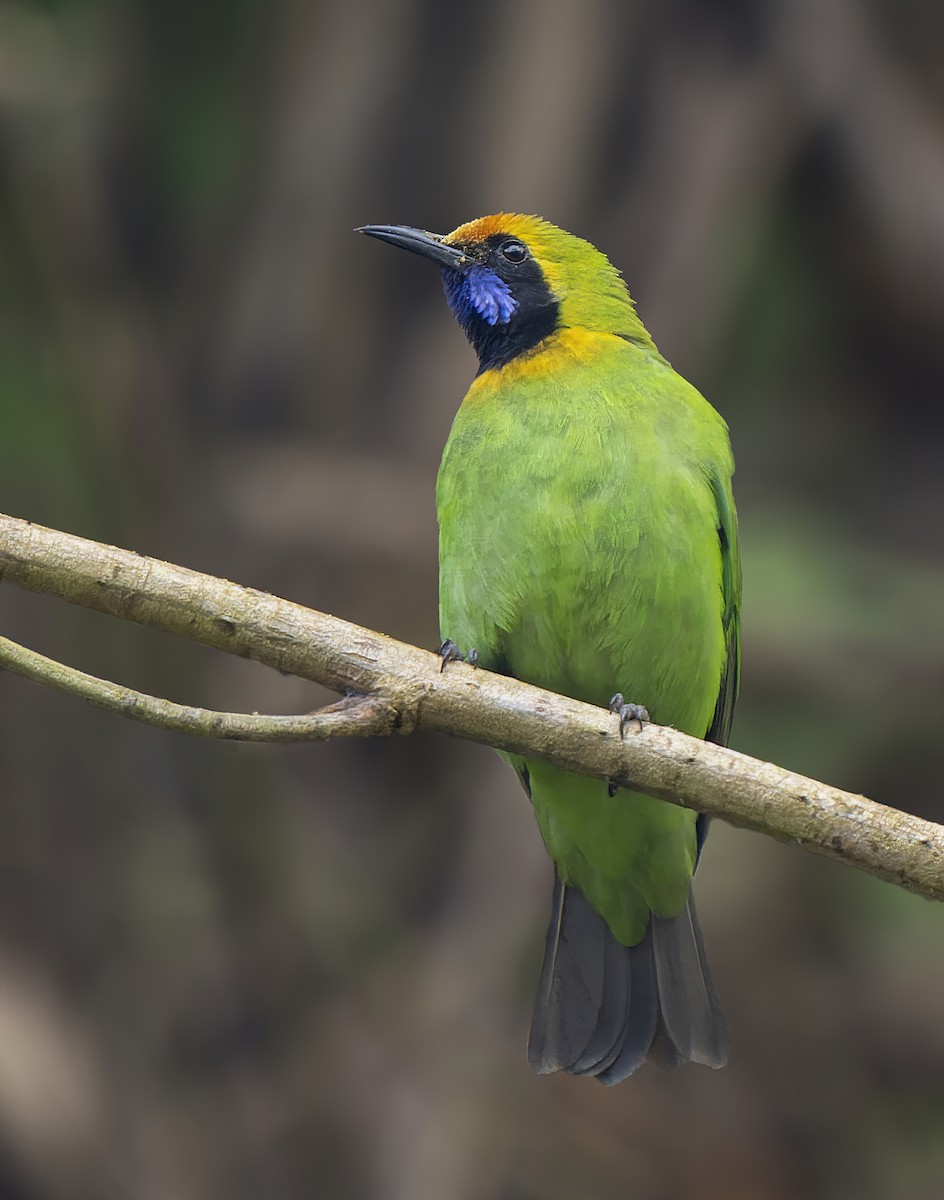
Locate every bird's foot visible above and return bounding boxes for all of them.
[607,695,649,794]
[438,639,478,673]
[609,693,650,736]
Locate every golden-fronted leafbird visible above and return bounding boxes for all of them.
[359,214,740,1082]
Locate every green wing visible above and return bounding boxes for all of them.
[706,467,741,748]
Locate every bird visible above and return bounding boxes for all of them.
[357,214,740,1082]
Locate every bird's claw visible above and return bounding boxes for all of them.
[609,693,650,737]
[438,639,478,672]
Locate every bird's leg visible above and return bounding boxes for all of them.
[438,639,478,673]
[608,692,650,735]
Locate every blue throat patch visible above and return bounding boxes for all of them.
[442,265,518,328]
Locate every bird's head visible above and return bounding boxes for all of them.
[358,214,656,372]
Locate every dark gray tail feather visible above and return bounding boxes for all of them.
[528,875,727,1084]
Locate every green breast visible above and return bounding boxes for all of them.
[436,335,734,943]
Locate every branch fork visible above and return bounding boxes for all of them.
[1,512,942,903]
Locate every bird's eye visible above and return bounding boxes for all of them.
[500,240,527,264]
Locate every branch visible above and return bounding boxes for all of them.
[1,512,942,902]
[0,635,395,741]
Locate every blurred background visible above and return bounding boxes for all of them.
[0,0,942,1197]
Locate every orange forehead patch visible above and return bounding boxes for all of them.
[443,213,545,247]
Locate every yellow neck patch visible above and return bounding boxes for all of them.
[462,327,625,395]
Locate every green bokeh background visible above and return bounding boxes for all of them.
[0,1,942,1198]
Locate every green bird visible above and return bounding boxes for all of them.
[359,214,740,1081]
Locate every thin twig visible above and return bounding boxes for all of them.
[0,635,395,741]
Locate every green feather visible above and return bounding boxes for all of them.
[437,329,737,945]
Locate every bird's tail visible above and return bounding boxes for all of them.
[527,874,727,1083]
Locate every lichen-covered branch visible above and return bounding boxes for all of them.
[1,512,942,902]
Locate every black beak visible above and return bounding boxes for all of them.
[356,224,468,270]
